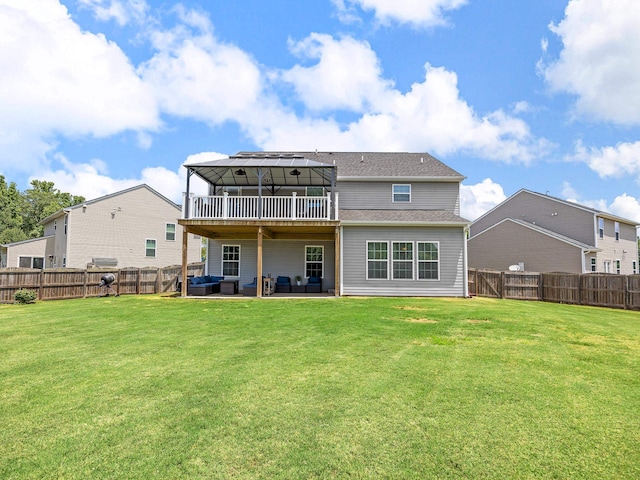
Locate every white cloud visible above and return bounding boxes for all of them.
[335,0,468,28]
[460,178,506,221]
[269,57,548,162]
[34,152,214,204]
[561,181,640,223]
[543,0,640,124]
[138,8,263,125]
[571,140,640,181]
[0,0,159,172]
[282,34,393,112]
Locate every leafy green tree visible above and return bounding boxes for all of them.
[0,176,24,243]
[21,180,85,238]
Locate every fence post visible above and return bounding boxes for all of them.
[39,270,44,301]
[156,267,162,293]
[500,271,505,299]
[136,268,141,294]
[625,275,629,310]
[538,273,544,301]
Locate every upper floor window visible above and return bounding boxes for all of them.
[598,218,604,239]
[166,223,176,241]
[614,221,620,241]
[222,245,240,276]
[392,184,411,203]
[145,239,156,258]
[305,246,324,278]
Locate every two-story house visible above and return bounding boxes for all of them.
[1,184,201,269]
[178,151,470,296]
[468,189,640,274]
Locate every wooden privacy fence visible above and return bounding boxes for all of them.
[0,263,204,303]
[468,268,640,310]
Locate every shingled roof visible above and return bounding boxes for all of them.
[233,151,464,181]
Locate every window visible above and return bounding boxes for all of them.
[616,259,621,274]
[166,223,176,241]
[367,242,388,279]
[18,256,44,269]
[604,260,611,273]
[306,187,324,196]
[222,245,240,276]
[418,242,439,280]
[615,221,620,241]
[392,242,413,280]
[591,257,597,273]
[145,239,156,258]
[64,215,68,235]
[634,261,637,274]
[305,246,324,278]
[392,184,411,203]
[54,220,57,231]
[598,218,604,239]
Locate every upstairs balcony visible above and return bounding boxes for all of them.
[184,192,339,221]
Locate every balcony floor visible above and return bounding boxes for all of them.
[179,218,340,240]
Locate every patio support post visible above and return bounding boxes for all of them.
[334,225,340,296]
[181,228,188,297]
[185,168,193,219]
[257,227,264,297]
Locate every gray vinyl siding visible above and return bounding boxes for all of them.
[471,191,595,245]
[207,239,335,292]
[594,218,639,274]
[468,221,584,273]
[337,181,460,214]
[341,226,466,296]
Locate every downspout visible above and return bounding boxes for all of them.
[581,248,586,273]
[463,225,469,297]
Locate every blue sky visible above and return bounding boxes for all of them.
[1,0,640,222]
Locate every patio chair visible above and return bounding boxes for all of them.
[242,277,257,296]
[275,276,291,293]
[306,276,322,293]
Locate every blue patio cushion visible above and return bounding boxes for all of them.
[308,276,321,284]
[210,276,225,282]
[276,276,290,284]
[204,275,214,283]
[191,276,203,284]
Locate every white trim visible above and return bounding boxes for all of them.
[304,245,324,278]
[165,222,176,241]
[417,241,440,281]
[391,241,414,280]
[366,240,389,280]
[392,184,411,203]
[145,238,157,258]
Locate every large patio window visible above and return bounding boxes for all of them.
[18,256,44,269]
[367,241,388,279]
[392,242,413,279]
[305,246,323,278]
[222,245,240,276]
[417,242,439,280]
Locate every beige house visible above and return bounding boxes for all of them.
[1,184,201,269]
[469,189,639,274]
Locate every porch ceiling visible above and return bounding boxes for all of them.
[186,154,335,187]
[179,219,340,240]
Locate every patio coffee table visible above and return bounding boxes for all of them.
[219,280,238,295]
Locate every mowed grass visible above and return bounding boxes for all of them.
[0,295,638,479]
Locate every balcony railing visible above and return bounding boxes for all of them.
[184,192,338,220]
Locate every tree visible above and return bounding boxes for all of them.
[21,180,85,238]
[0,178,85,242]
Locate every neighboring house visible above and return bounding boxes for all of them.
[2,184,201,269]
[178,151,470,296]
[468,189,640,274]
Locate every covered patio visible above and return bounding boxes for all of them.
[179,153,340,297]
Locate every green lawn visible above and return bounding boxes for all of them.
[1,295,638,479]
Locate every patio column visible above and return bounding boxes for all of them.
[334,225,340,296]
[181,228,188,297]
[257,227,264,297]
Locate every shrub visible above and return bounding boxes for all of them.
[14,289,37,304]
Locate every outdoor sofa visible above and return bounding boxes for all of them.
[187,275,224,295]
